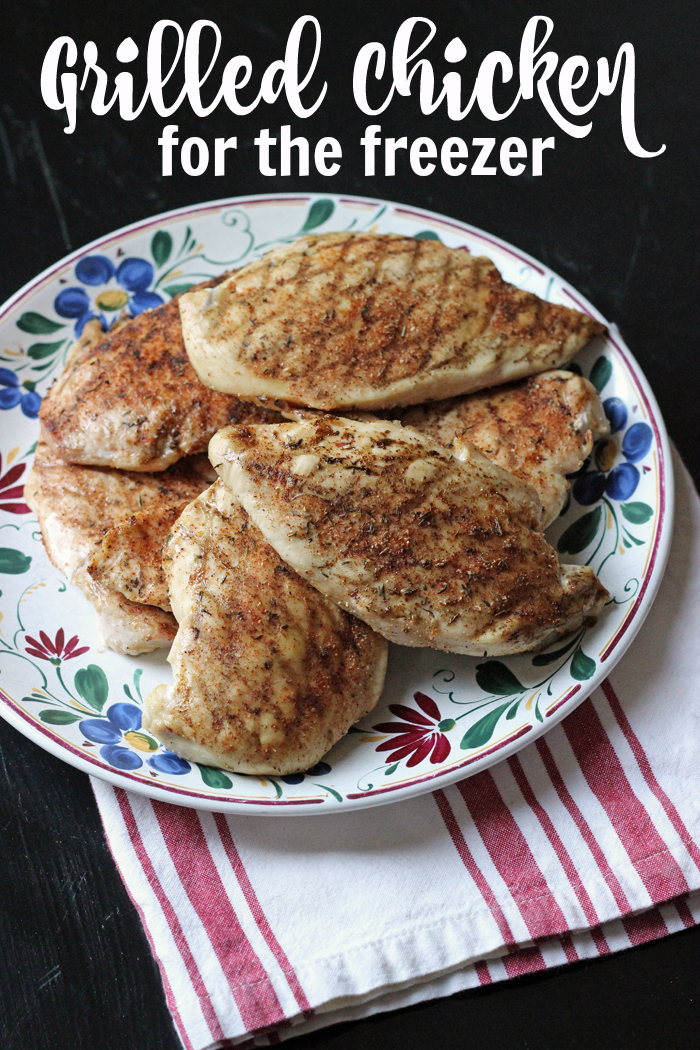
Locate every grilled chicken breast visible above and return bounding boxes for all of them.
[143,482,388,774]
[88,500,190,611]
[181,233,605,411]
[210,419,608,656]
[39,287,281,472]
[401,371,609,528]
[24,443,210,654]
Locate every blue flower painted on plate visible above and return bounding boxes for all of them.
[572,406,653,508]
[621,422,653,464]
[602,397,628,434]
[148,751,192,775]
[55,253,164,335]
[572,471,607,506]
[79,702,158,771]
[606,462,640,501]
[281,761,332,785]
[0,368,41,417]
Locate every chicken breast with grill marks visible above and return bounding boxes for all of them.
[210,419,608,657]
[401,371,609,528]
[181,232,605,411]
[257,372,609,528]
[24,443,211,654]
[39,284,282,472]
[143,482,388,774]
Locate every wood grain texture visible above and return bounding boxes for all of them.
[0,719,179,1050]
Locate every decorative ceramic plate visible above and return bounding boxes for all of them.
[0,193,673,814]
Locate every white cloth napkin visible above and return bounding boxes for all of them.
[92,446,700,1050]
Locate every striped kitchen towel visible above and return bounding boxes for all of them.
[92,446,700,1050]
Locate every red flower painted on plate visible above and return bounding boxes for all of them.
[0,454,30,514]
[25,629,89,665]
[373,692,455,767]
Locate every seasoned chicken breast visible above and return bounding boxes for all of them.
[210,419,608,656]
[401,371,609,528]
[24,443,210,654]
[39,286,282,472]
[88,500,190,611]
[143,482,388,774]
[260,372,609,528]
[181,233,605,411]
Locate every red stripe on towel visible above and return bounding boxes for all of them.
[213,814,314,1018]
[154,803,286,1035]
[563,699,689,902]
[434,789,517,946]
[116,792,224,1045]
[503,945,548,977]
[508,754,605,939]
[601,679,700,873]
[536,737,631,911]
[457,773,570,940]
[623,908,668,945]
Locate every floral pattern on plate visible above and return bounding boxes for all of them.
[0,194,672,814]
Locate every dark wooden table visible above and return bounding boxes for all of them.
[1,1,698,1047]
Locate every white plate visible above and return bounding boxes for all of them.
[0,193,673,814]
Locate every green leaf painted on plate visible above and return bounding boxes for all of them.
[0,548,32,574]
[385,763,399,775]
[415,230,441,240]
[27,339,65,360]
[590,355,612,393]
[621,501,653,525]
[197,764,232,789]
[315,783,343,802]
[571,649,596,681]
[623,530,644,546]
[39,709,81,725]
[301,198,334,232]
[460,702,511,750]
[558,506,602,555]
[163,283,195,298]
[270,779,283,799]
[531,635,579,666]
[623,537,632,548]
[151,230,173,267]
[475,660,524,696]
[17,312,65,335]
[505,701,521,720]
[74,664,109,712]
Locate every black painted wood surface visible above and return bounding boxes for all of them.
[0,2,698,1048]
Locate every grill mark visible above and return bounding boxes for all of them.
[197,235,604,408]
[421,238,455,370]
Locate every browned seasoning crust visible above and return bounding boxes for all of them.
[401,370,609,527]
[181,233,606,410]
[143,482,388,774]
[39,278,282,472]
[211,418,608,657]
[88,500,191,611]
[23,442,212,653]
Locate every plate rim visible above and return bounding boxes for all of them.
[0,191,675,814]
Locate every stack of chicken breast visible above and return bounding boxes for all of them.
[26,233,611,774]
